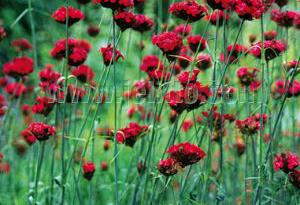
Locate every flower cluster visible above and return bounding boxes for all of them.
[233,0,265,21]
[187,35,207,53]
[38,64,62,94]
[32,96,56,117]
[5,82,27,98]
[220,44,248,64]
[116,122,148,147]
[93,0,134,10]
[195,54,212,71]
[250,40,286,61]
[71,65,95,83]
[271,10,298,28]
[21,122,56,142]
[158,142,206,176]
[235,114,268,136]
[271,80,300,99]
[51,38,90,66]
[173,24,192,37]
[236,67,261,91]
[52,6,84,26]
[132,14,153,33]
[169,1,207,22]
[206,0,234,10]
[206,10,230,26]
[3,56,34,78]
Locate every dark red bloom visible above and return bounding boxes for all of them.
[11,38,32,51]
[196,54,212,71]
[132,14,153,33]
[87,25,100,37]
[235,114,267,136]
[236,67,261,91]
[116,122,148,147]
[100,44,124,66]
[273,152,299,173]
[52,6,84,26]
[114,10,136,31]
[32,96,56,116]
[233,0,265,21]
[177,68,200,87]
[101,161,108,171]
[38,65,62,94]
[177,47,192,68]
[140,55,164,72]
[0,77,8,87]
[182,119,194,132]
[133,79,152,98]
[271,9,298,27]
[275,0,288,7]
[157,158,178,176]
[93,0,134,10]
[294,13,300,29]
[3,56,34,78]
[77,0,91,4]
[82,161,96,180]
[167,142,206,167]
[250,40,286,61]
[20,129,37,145]
[217,85,237,99]
[187,35,207,53]
[5,82,27,98]
[103,140,110,151]
[264,30,277,40]
[72,65,95,83]
[206,10,230,26]
[21,104,31,116]
[27,122,56,141]
[206,0,234,10]
[147,69,172,87]
[234,137,246,156]
[152,32,183,61]
[169,1,207,22]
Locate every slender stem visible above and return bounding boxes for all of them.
[34,142,46,204]
[28,0,38,69]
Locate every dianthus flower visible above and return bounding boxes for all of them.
[173,24,192,37]
[235,114,267,136]
[195,54,212,71]
[93,0,134,10]
[27,122,56,141]
[236,67,261,91]
[72,65,95,83]
[177,68,200,87]
[116,122,148,147]
[206,10,230,26]
[220,44,248,64]
[5,82,27,98]
[32,96,56,117]
[52,6,84,26]
[187,35,207,53]
[20,129,37,145]
[169,1,207,22]
[87,25,100,37]
[65,84,86,103]
[152,32,183,61]
[140,55,164,73]
[206,0,234,10]
[100,44,124,66]
[3,56,34,78]
[250,40,286,61]
[271,9,298,27]
[82,161,96,180]
[157,158,178,176]
[273,152,299,173]
[233,0,265,21]
[114,10,136,31]
[38,64,62,94]
[288,169,300,189]
[11,38,32,51]
[132,14,153,33]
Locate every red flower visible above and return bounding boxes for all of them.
[177,47,192,68]
[52,6,84,26]
[20,129,37,145]
[11,38,32,51]
[152,32,183,61]
[169,1,207,22]
[167,142,206,167]
[187,35,207,53]
[21,104,31,116]
[147,69,172,87]
[116,122,148,147]
[0,161,10,174]
[273,152,299,173]
[177,68,200,87]
[250,40,286,61]
[103,140,110,151]
[206,10,230,26]
[182,119,194,132]
[157,158,178,176]
[132,14,153,33]
[72,65,95,83]
[235,114,267,136]
[38,65,62,94]
[32,96,56,117]
[3,56,34,78]
[27,122,56,141]
[0,77,8,87]
[140,55,164,72]
[82,161,96,180]
[100,44,124,66]
[127,105,146,120]
[234,137,246,156]
[206,0,234,10]
[133,79,152,98]
[87,25,100,37]
[114,10,136,31]
[93,0,134,10]
[236,67,260,87]
[196,54,212,71]
[173,24,192,37]
[5,82,27,98]
[101,161,108,171]
[264,30,277,40]
[275,0,288,7]
[233,0,265,21]
[0,27,6,42]
[271,9,298,27]
[294,13,300,29]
